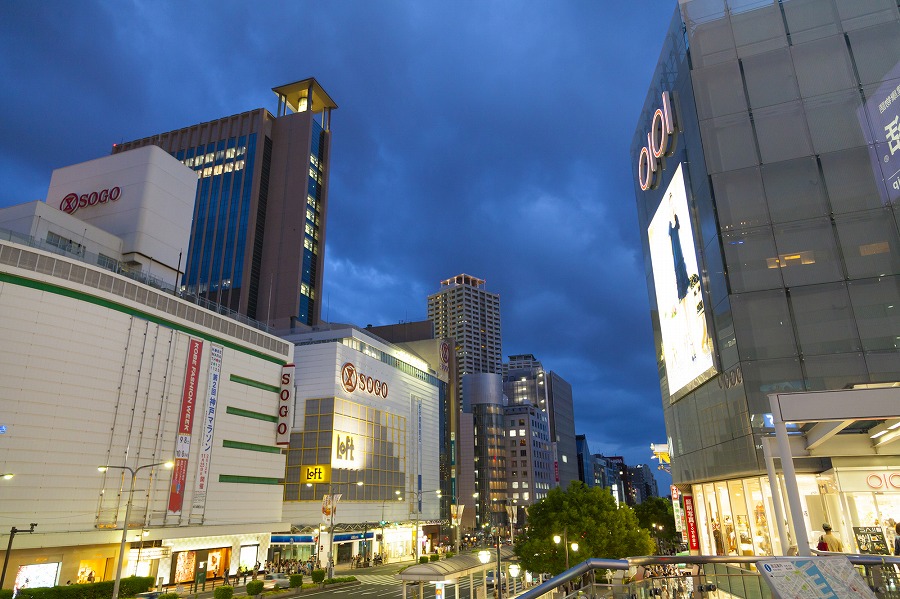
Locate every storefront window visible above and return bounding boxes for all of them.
[715,482,737,555]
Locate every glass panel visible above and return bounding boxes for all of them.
[722,226,784,292]
[731,2,788,58]
[712,166,770,230]
[802,352,869,389]
[821,146,889,214]
[804,89,872,154]
[716,482,738,555]
[684,5,737,68]
[731,289,798,360]
[772,217,844,286]
[790,282,862,355]
[865,350,900,382]
[729,480,755,555]
[741,356,805,417]
[848,275,900,351]
[849,22,900,89]
[834,0,900,32]
[834,209,900,278]
[704,237,729,308]
[713,296,739,369]
[782,0,842,45]
[700,113,760,173]
[741,47,801,109]
[754,100,814,163]
[691,61,748,119]
[791,35,858,97]
[761,157,830,223]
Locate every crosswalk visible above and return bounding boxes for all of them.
[354,573,477,589]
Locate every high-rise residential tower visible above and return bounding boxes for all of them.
[113,78,336,330]
[427,274,502,403]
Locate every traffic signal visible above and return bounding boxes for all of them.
[380,520,386,526]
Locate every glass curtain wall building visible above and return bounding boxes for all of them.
[633,1,900,556]
[113,78,336,330]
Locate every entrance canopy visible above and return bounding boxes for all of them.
[396,547,517,584]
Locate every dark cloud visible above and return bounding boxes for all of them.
[0,1,674,485]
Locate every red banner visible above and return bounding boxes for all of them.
[683,494,700,551]
[169,338,202,514]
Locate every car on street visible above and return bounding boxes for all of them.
[262,573,290,589]
[485,570,507,589]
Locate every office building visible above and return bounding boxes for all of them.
[633,0,900,556]
[113,78,336,330]
[575,434,595,486]
[628,464,660,505]
[505,402,552,514]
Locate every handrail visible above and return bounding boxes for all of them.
[514,553,900,599]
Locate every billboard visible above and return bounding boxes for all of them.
[861,59,900,205]
[648,164,715,398]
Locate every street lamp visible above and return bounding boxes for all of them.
[408,488,440,562]
[478,550,491,599]
[508,563,520,595]
[98,460,173,599]
[553,529,577,570]
[0,523,37,590]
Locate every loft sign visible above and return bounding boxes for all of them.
[637,91,678,191]
[340,362,388,398]
[60,186,121,215]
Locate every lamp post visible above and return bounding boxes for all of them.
[0,523,37,590]
[99,460,173,599]
[553,529,577,571]
[408,488,440,562]
[508,563,520,596]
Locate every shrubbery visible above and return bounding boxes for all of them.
[429,554,440,562]
[159,594,179,599]
[213,585,233,599]
[244,580,263,597]
[310,570,325,586]
[418,556,429,564]
[14,577,155,599]
[288,575,302,589]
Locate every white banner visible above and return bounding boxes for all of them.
[322,493,342,523]
[276,364,295,445]
[190,344,223,515]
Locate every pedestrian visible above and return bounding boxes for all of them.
[224,570,230,585]
[820,523,843,552]
[894,522,900,556]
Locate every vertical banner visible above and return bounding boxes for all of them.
[671,485,685,535]
[682,494,700,551]
[322,494,342,523]
[276,364,295,445]
[190,344,223,516]
[169,338,203,515]
[416,397,423,513]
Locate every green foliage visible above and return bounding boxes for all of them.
[309,570,325,585]
[445,552,455,559]
[418,556,430,564]
[514,481,654,576]
[324,577,355,584]
[244,581,263,597]
[633,496,679,543]
[159,594,179,599]
[213,586,233,599]
[0,591,12,599]
[288,574,302,589]
[13,577,155,599]
[429,554,440,562]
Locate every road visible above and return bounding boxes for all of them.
[297,562,495,599]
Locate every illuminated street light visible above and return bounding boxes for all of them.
[478,550,491,599]
[98,460,173,599]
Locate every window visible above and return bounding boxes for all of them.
[520,450,527,456]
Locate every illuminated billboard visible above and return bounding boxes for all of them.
[648,164,716,397]
[862,59,900,205]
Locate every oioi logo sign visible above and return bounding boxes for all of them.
[637,92,678,191]
[60,186,121,215]
[340,362,388,398]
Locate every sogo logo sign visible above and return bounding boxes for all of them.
[341,362,388,398]
[637,92,678,191]
[60,186,121,215]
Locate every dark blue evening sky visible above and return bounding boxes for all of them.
[0,1,675,487]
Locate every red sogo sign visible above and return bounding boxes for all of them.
[341,362,388,398]
[60,186,121,215]
[637,91,678,191]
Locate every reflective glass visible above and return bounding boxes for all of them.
[753,101,814,163]
[694,383,734,445]
[692,61,748,119]
[669,393,703,454]
[761,157,830,223]
[722,226,784,292]
[865,350,900,382]
[684,3,737,68]
[772,217,844,286]
[700,113,759,173]
[742,47,800,108]
[713,296,739,369]
[790,282,862,355]
[802,352,869,389]
[848,21,900,86]
[741,356,805,416]
[731,2,788,58]
[782,0,842,44]
[711,166,769,230]
[834,209,900,278]
[820,146,889,214]
[804,89,872,154]
[703,236,729,308]
[848,275,900,351]
[731,289,798,360]
[834,0,900,32]
[791,35,858,97]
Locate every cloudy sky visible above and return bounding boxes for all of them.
[0,1,675,485]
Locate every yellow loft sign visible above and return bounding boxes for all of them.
[302,464,332,484]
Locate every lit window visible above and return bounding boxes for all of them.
[226,147,236,159]
[234,160,245,171]
[224,163,234,173]
[213,164,223,176]
[215,150,224,160]
[202,167,212,178]
[205,153,214,164]
[511,482,519,489]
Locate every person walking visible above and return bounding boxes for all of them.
[820,523,843,552]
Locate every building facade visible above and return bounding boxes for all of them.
[0,235,292,590]
[113,79,336,330]
[276,326,444,565]
[633,0,900,556]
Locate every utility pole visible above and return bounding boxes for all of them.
[1,523,37,590]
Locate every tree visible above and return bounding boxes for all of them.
[514,481,654,576]
[633,496,679,551]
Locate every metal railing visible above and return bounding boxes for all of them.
[515,554,900,599]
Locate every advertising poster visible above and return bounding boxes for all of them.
[861,59,900,205]
[191,344,223,516]
[757,557,876,598]
[647,164,715,397]
[169,338,203,515]
[852,526,889,555]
